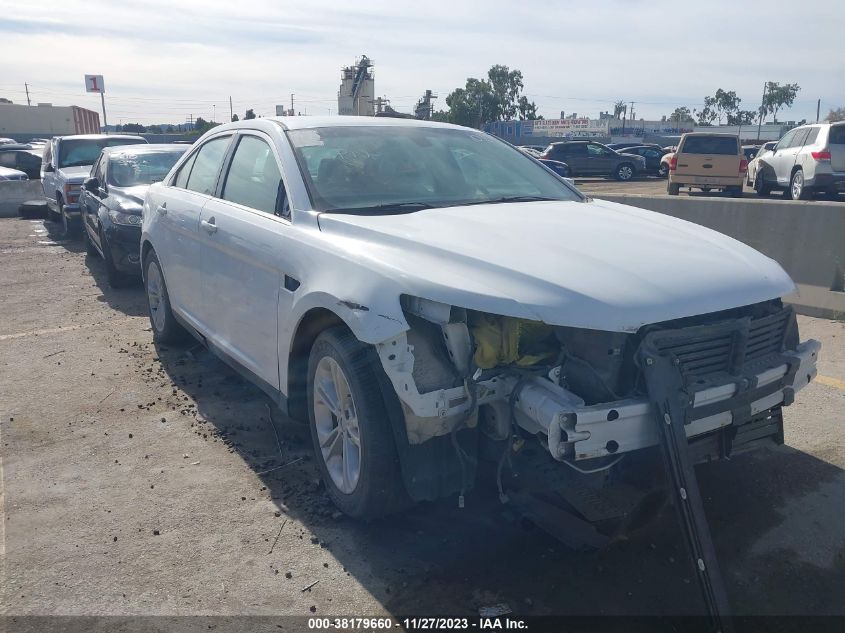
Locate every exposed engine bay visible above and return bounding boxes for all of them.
[376,295,819,485]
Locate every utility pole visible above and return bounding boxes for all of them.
[477,95,483,129]
[100,91,108,129]
[816,98,821,123]
[213,104,216,122]
[629,101,635,122]
[291,93,295,116]
[229,96,233,122]
[24,83,31,106]
[757,82,766,141]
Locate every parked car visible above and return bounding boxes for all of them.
[142,117,818,531]
[0,147,43,179]
[745,141,777,187]
[0,166,28,180]
[742,145,762,163]
[0,137,16,145]
[606,142,662,151]
[616,145,670,177]
[753,122,845,199]
[516,146,542,158]
[79,144,188,286]
[538,158,571,178]
[518,144,546,154]
[41,134,148,235]
[667,133,745,196]
[539,141,646,180]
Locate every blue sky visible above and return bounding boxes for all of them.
[0,0,842,125]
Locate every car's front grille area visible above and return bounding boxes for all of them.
[647,306,795,379]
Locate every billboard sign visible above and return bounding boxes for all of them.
[530,118,608,138]
[84,75,105,93]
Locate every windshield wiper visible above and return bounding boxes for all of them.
[326,202,437,215]
[461,195,559,206]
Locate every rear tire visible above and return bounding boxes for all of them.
[144,250,189,344]
[667,182,680,196]
[307,326,407,519]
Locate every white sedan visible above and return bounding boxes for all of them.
[746,141,777,188]
[141,117,818,522]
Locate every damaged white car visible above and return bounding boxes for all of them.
[141,117,820,531]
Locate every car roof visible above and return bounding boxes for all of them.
[681,132,739,138]
[102,143,188,157]
[56,134,147,141]
[203,115,468,136]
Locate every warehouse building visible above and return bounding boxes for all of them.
[0,103,101,140]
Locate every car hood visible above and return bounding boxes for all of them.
[110,185,149,210]
[316,199,796,333]
[57,166,93,182]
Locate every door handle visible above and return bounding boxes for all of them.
[156,203,167,216]
[200,218,218,234]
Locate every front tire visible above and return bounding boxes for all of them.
[144,250,188,344]
[614,163,634,181]
[82,222,98,257]
[754,172,772,197]
[101,229,131,288]
[307,326,406,519]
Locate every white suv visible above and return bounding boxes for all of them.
[141,117,818,524]
[754,122,845,199]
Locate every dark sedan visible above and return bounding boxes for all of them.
[79,144,187,286]
[615,145,670,177]
[0,147,42,179]
[539,158,571,178]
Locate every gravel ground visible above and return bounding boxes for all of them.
[1,215,844,620]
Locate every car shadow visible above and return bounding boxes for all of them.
[41,218,149,317]
[143,337,845,617]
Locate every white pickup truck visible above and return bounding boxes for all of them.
[41,134,147,234]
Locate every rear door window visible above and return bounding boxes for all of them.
[803,128,820,146]
[680,136,739,155]
[790,128,810,148]
[564,144,587,156]
[185,136,231,196]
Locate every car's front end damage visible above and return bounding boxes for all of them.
[375,295,819,517]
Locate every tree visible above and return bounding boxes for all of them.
[695,97,718,126]
[727,109,756,125]
[148,124,163,134]
[244,109,256,120]
[440,65,539,127]
[165,125,175,133]
[761,82,800,123]
[613,101,627,119]
[667,106,693,124]
[827,107,845,122]
[194,117,208,131]
[231,113,239,122]
[121,123,146,133]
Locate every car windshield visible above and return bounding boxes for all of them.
[680,136,739,155]
[108,150,186,187]
[58,138,147,168]
[286,126,581,213]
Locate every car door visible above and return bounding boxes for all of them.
[767,129,800,186]
[158,134,233,331]
[586,143,614,175]
[561,143,587,174]
[198,132,293,390]
[41,140,57,209]
[81,154,107,245]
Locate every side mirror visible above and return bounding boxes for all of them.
[83,176,99,193]
[43,163,54,173]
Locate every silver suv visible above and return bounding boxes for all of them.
[754,122,845,199]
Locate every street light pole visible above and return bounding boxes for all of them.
[757,82,766,141]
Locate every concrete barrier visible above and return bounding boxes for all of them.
[0,180,44,218]
[589,193,845,319]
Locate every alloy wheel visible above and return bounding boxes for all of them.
[146,263,166,333]
[791,171,803,200]
[313,356,361,494]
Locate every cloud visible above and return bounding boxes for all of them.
[0,0,842,124]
